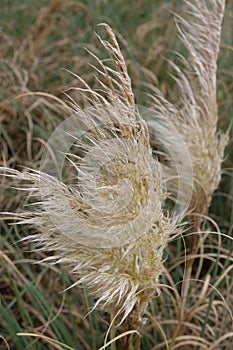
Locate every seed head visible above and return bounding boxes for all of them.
[147,0,228,215]
[1,24,180,327]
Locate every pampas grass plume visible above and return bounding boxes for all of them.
[0,24,179,334]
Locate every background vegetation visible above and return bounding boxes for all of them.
[0,0,232,349]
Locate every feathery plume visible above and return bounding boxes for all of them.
[0,24,180,334]
[147,0,228,215]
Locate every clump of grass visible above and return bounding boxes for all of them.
[0,1,232,349]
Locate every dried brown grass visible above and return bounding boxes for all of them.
[0,1,232,349]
